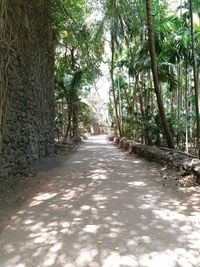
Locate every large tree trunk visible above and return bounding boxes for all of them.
[0,0,54,178]
[146,0,175,149]
[110,32,122,137]
[189,0,200,157]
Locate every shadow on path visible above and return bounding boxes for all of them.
[0,135,200,267]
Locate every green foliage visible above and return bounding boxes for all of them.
[52,0,104,137]
[52,0,200,153]
[102,0,200,152]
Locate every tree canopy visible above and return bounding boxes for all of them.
[52,0,200,156]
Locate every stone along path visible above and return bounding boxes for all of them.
[0,135,200,267]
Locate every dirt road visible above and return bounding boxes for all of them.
[0,135,200,267]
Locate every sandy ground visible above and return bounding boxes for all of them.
[0,135,200,267]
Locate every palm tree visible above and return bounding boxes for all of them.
[189,0,200,156]
[110,31,122,137]
[146,0,175,148]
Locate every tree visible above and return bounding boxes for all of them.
[53,0,103,138]
[146,0,175,149]
[189,0,200,156]
[110,31,123,137]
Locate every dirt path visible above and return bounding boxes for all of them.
[0,135,200,267]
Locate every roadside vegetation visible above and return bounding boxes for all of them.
[52,0,200,158]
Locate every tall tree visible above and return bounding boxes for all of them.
[189,0,200,156]
[53,0,103,138]
[146,0,175,148]
[110,31,122,136]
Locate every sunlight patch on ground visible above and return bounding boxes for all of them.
[34,193,57,201]
[83,224,100,233]
[102,253,138,267]
[75,248,98,266]
[91,169,107,174]
[132,160,142,164]
[90,173,108,180]
[43,243,63,266]
[154,208,186,222]
[141,248,200,267]
[29,193,57,207]
[92,194,107,201]
[128,181,146,187]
